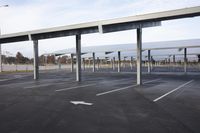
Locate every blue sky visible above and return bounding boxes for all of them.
[0,0,200,57]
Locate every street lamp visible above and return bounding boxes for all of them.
[0,4,9,72]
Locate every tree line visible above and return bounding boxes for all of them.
[1,52,200,65]
[1,52,66,65]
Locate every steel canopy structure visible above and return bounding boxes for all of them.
[50,39,200,75]
[1,6,200,43]
[50,39,200,55]
[1,6,200,85]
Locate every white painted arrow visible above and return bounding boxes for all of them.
[70,101,93,106]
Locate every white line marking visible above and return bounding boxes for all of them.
[0,79,73,87]
[143,79,161,84]
[23,81,77,89]
[100,78,134,84]
[96,79,161,96]
[55,78,133,92]
[0,79,9,82]
[96,84,138,96]
[153,80,194,102]
[24,84,51,89]
[70,101,93,106]
[55,83,96,92]
[0,75,30,82]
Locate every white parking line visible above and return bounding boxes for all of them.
[0,79,9,82]
[153,80,194,102]
[55,83,96,92]
[0,78,19,82]
[0,75,30,82]
[24,84,52,89]
[96,79,161,96]
[55,78,134,92]
[100,78,134,84]
[70,101,93,106]
[142,79,161,84]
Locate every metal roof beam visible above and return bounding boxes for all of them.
[0,35,29,44]
[1,6,200,44]
[102,21,161,33]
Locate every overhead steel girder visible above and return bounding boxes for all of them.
[0,35,29,44]
[105,51,114,54]
[1,6,200,44]
[0,21,160,44]
[31,27,98,40]
[101,21,161,33]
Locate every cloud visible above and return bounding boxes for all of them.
[0,0,200,57]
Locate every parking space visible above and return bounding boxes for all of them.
[0,70,199,133]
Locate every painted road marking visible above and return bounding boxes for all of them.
[55,83,96,92]
[24,84,52,89]
[0,75,30,82]
[153,80,194,102]
[0,79,9,82]
[100,78,134,84]
[23,80,78,89]
[96,79,161,96]
[55,78,133,92]
[0,80,68,87]
[70,101,93,106]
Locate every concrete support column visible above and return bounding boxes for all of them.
[136,28,142,85]
[118,51,121,72]
[89,59,91,68]
[33,40,39,80]
[168,57,171,64]
[76,34,81,82]
[97,57,100,70]
[168,56,171,71]
[92,52,96,72]
[71,54,74,72]
[151,56,154,70]
[113,57,115,70]
[130,56,133,70]
[184,48,187,74]
[165,58,167,64]
[148,50,151,74]
[58,56,61,69]
[82,58,85,71]
[0,44,2,72]
[173,55,176,64]
[45,55,48,69]
[123,57,126,68]
[111,59,113,69]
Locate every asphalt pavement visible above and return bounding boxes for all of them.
[0,69,199,133]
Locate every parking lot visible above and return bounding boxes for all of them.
[0,70,200,133]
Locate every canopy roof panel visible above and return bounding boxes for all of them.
[1,6,200,44]
[51,39,200,56]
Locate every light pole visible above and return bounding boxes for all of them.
[0,4,9,72]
